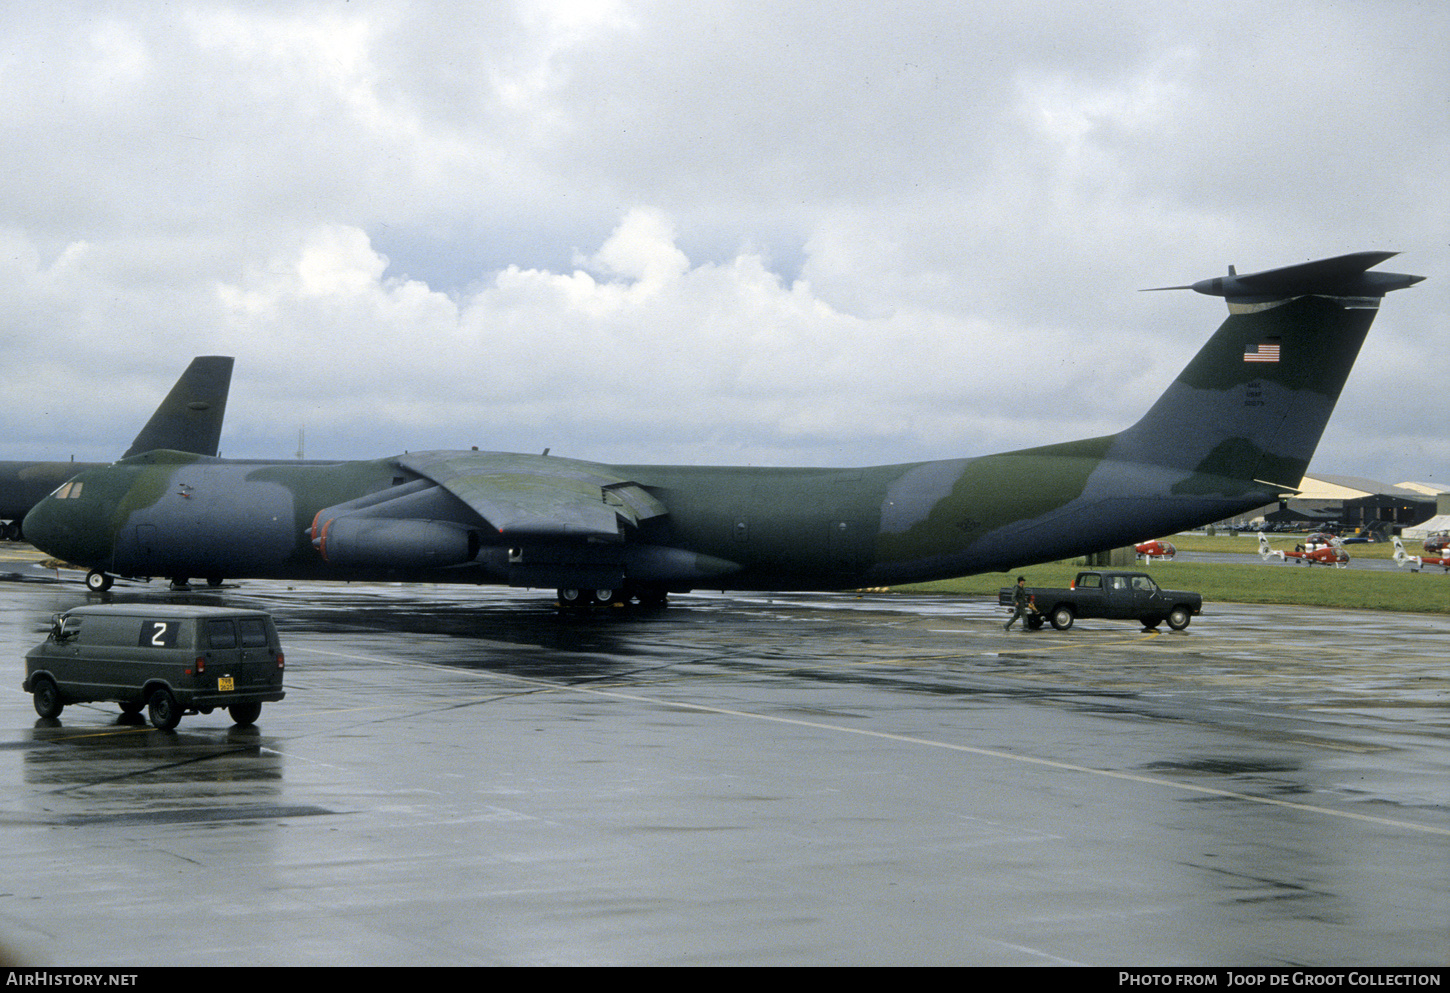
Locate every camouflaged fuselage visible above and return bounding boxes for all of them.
[21,255,1422,595]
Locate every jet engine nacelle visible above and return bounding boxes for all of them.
[313,516,479,569]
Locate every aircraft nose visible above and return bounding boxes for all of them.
[23,488,108,568]
[22,496,65,556]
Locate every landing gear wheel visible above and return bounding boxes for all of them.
[229,701,262,726]
[85,570,113,592]
[32,677,63,719]
[1050,606,1075,631]
[147,688,182,731]
[558,588,584,606]
[1167,607,1192,631]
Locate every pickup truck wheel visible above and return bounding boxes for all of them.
[229,701,262,726]
[32,677,63,719]
[1050,606,1075,631]
[1167,607,1192,630]
[147,688,183,731]
[1026,614,1044,630]
[1142,616,1162,630]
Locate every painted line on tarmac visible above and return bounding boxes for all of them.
[312,645,1450,839]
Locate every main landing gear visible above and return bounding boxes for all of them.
[84,571,225,592]
[555,584,670,610]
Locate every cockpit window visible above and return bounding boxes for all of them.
[53,481,83,499]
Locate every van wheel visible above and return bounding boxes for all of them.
[147,688,183,731]
[229,702,262,726]
[1050,606,1075,631]
[1167,607,1192,630]
[119,700,143,715]
[32,677,63,719]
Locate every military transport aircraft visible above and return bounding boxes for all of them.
[0,356,232,542]
[21,252,1423,604]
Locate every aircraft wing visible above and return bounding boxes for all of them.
[396,450,666,541]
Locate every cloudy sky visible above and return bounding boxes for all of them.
[1,1,1445,486]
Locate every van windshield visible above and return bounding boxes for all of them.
[52,614,81,642]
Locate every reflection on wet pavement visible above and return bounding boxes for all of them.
[0,579,1444,966]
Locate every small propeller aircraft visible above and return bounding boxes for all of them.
[1258,532,1349,567]
[1392,536,1450,573]
[1134,540,1177,561]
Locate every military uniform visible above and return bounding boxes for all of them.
[1004,580,1032,630]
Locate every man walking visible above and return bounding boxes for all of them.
[1004,576,1033,631]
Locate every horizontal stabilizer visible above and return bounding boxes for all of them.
[1144,251,1423,303]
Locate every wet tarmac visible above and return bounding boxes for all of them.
[0,570,1445,966]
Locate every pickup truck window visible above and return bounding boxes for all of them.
[1131,576,1159,591]
[1078,574,1102,588]
[1109,576,1128,590]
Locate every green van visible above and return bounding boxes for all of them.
[23,604,286,730]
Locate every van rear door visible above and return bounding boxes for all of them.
[234,616,282,692]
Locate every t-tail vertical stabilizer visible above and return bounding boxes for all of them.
[946,252,1424,576]
[1119,252,1423,493]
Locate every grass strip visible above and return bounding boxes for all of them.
[895,560,1450,614]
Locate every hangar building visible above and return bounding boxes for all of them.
[1234,475,1442,531]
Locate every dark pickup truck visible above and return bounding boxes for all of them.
[999,570,1202,631]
